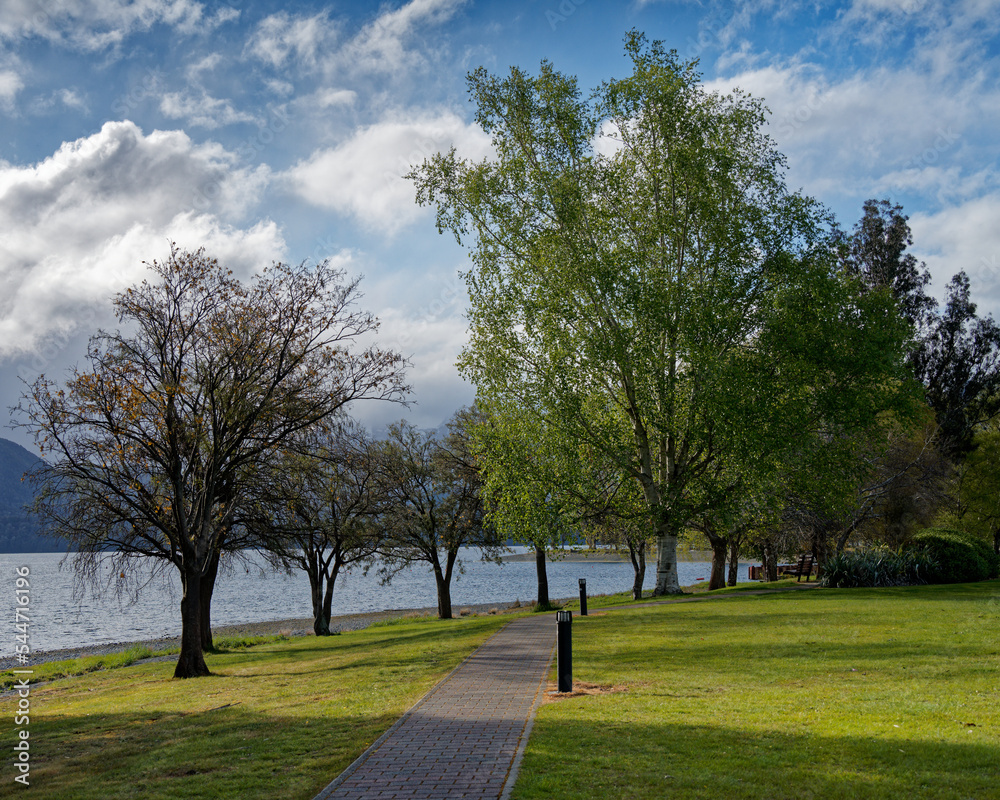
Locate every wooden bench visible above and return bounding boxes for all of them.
[783,553,815,582]
[758,553,816,582]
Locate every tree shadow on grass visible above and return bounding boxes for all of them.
[21,705,401,800]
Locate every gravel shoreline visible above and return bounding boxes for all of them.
[1,601,525,671]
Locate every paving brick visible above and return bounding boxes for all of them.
[314,614,556,800]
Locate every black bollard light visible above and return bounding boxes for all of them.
[556,609,573,692]
[578,578,588,616]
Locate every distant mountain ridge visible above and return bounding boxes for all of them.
[0,438,62,553]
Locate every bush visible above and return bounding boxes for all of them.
[821,546,936,588]
[910,528,991,584]
[959,533,1000,579]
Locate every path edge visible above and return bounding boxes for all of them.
[312,617,520,800]
[499,630,556,800]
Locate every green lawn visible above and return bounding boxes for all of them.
[1,614,511,799]
[513,581,1000,800]
[4,584,998,799]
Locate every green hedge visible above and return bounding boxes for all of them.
[910,528,995,584]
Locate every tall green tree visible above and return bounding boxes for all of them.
[413,34,914,594]
[20,247,407,677]
[841,200,1000,457]
[473,400,594,607]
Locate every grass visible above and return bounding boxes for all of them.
[563,578,809,613]
[0,614,511,799]
[6,584,998,799]
[0,634,298,691]
[513,580,1000,800]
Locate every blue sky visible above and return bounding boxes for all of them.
[2,0,1000,446]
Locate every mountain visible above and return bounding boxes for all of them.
[0,438,63,553]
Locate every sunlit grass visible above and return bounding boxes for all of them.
[513,581,1000,800]
[0,615,509,799]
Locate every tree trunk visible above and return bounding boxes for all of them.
[628,539,646,600]
[727,538,740,587]
[434,567,453,620]
[309,565,330,636]
[175,565,211,678]
[762,538,778,583]
[318,566,338,636]
[707,534,727,591]
[653,528,682,595]
[199,547,220,651]
[534,545,550,607]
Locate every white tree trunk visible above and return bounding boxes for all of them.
[653,532,681,595]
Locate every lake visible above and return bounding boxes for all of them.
[0,548,756,656]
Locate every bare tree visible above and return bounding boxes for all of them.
[376,411,502,619]
[19,247,408,678]
[251,422,388,636]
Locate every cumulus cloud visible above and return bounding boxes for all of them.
[349,260,474,433]
[283,111,492,234]
[0,120,284,361]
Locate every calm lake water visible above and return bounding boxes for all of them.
[0,548,756,656]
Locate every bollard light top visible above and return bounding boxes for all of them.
[556,610,572,622]
[578,578,586,587]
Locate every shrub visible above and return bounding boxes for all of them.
[821,546,936,588]
[958,533,1000,579]
[910,528,990,584]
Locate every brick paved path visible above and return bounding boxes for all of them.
[313,613,556,800]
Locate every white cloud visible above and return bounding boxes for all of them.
[185,52,223,79]
[0,69,23,108]
[160,90,258,129]
[705,62,1000,199]
[833,0,1000,79]
[349,260,473,433]
[26,87,89,115]
[0,0,215,50]
[341,0,467,75]
[313,88,357,109]
[909,194,1000,312]
[283,111,492,234]
[0,120,283,361]
[244,10,337,69]
[245,0,467,79]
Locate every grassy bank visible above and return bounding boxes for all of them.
[1,614,511,799]
[514,581,1000,800]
